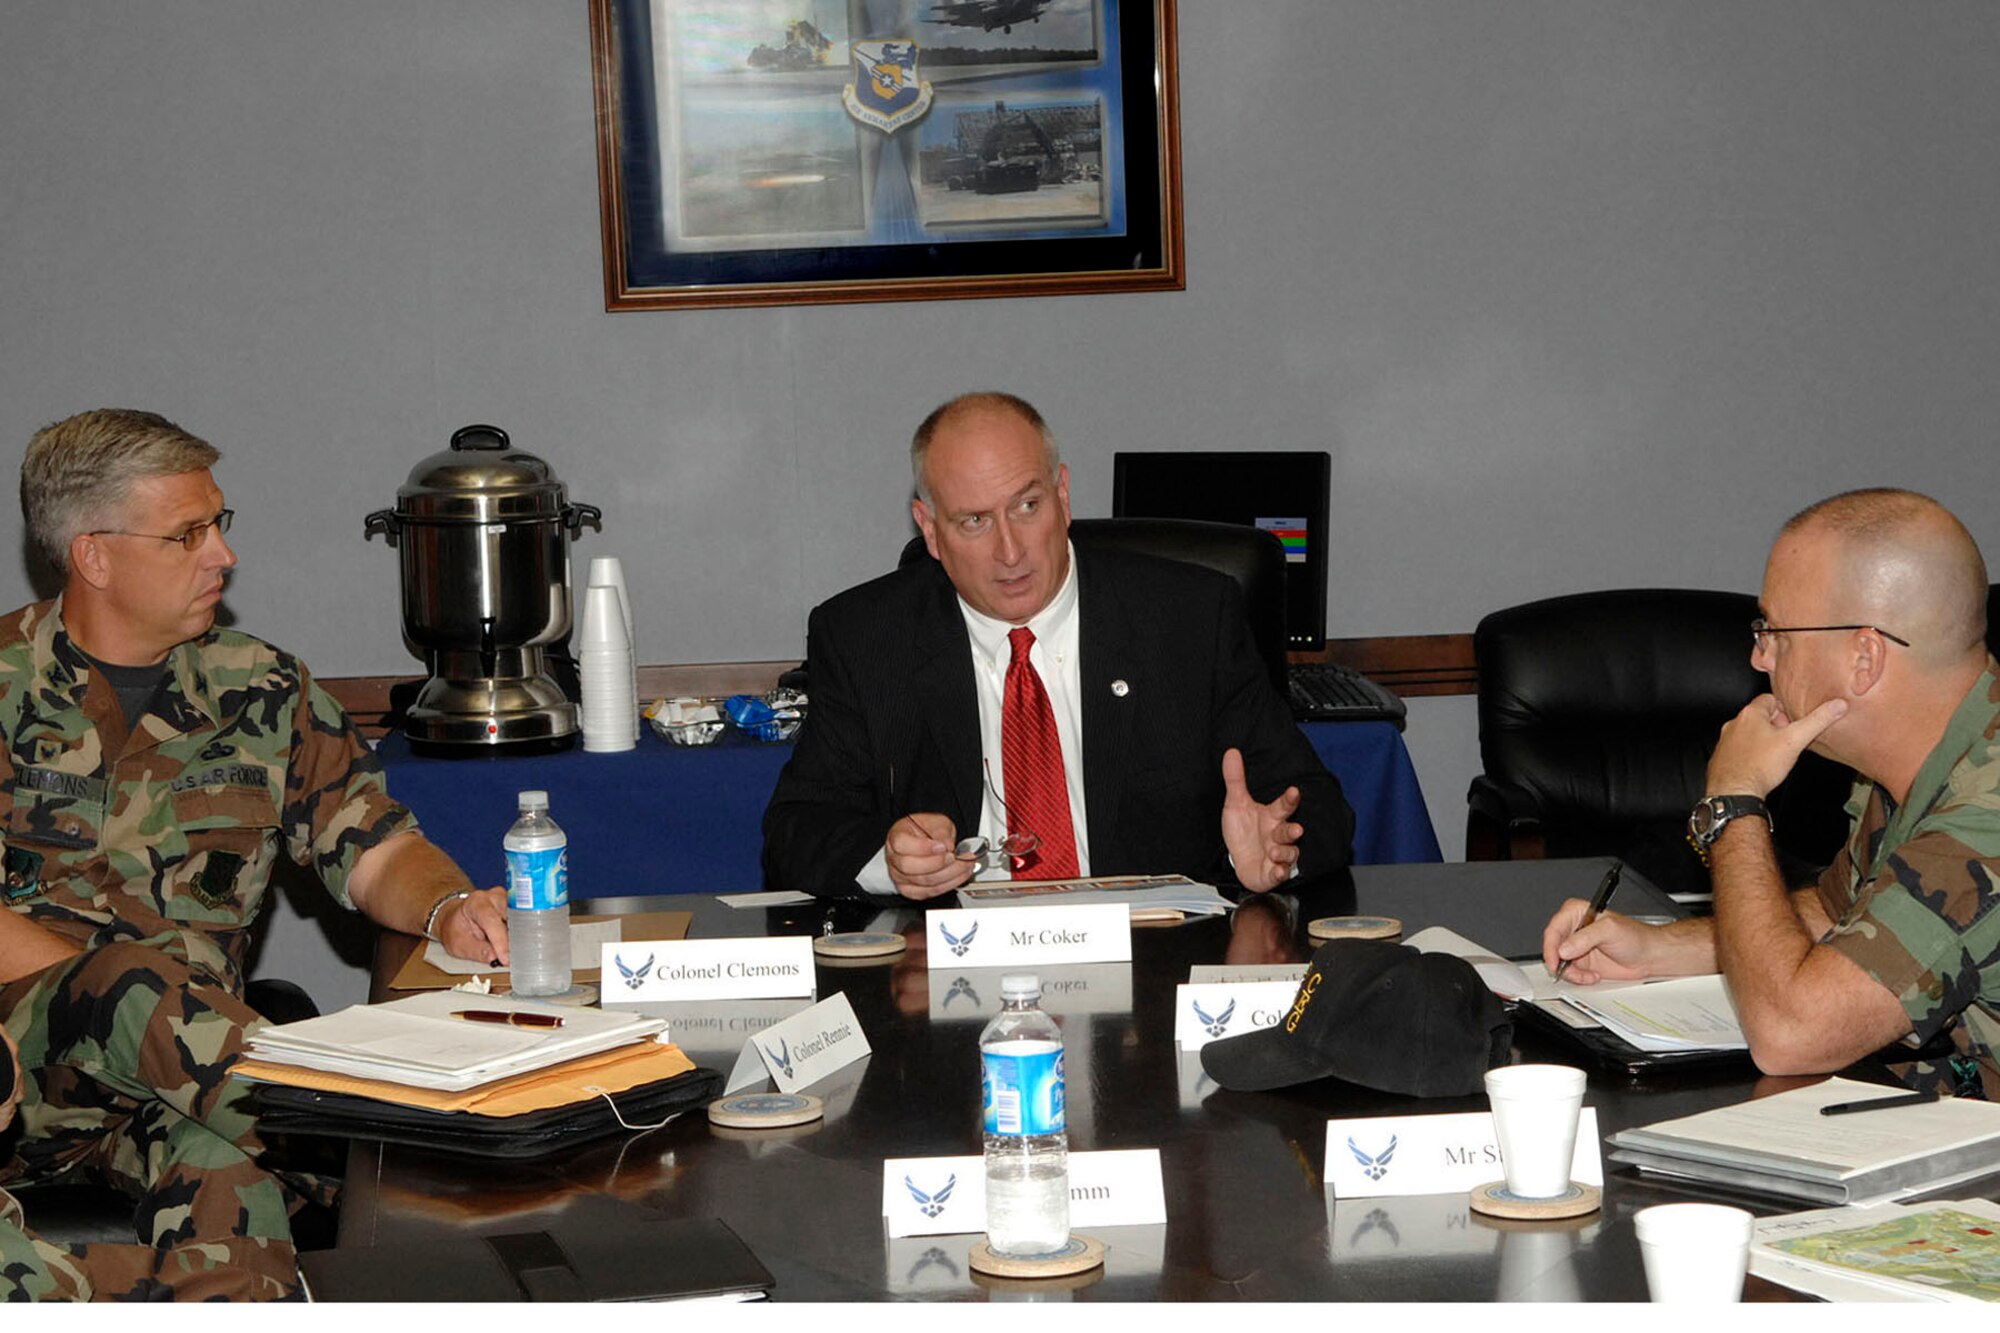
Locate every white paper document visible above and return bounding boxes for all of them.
[1610,1076,2000,1204]
[244,991,665,1091]
[956,874,1231,919]
[421,918,625,976]
[1751,1197,2000,1302]
[1557,973,1747,1051]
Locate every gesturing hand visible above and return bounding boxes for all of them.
[1219,747,1303,893]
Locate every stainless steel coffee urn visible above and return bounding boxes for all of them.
[365,424,602,747]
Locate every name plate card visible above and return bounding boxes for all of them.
[1173,981,1302,1050]
[926,964,1133,1023]
[1187,963,1309,985]
[1323,1108,1604,1199]
[599,936,815,1003]
[925,904,1131,970]
[725,991,871,1094]
[882,1149,1167,1238]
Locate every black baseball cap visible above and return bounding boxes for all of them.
[1200,938,1512,1096]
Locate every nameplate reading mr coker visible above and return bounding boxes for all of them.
[925,903,1131,970]
[598,936,816,1003]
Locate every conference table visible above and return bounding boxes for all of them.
[331,859,1935,1302]
[374,719,1442,896]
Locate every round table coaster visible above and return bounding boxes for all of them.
[967,1234,1106,1279]
[1307,915,1403,942]
[813,931,908,959]
[707,1092,825,1130]
[1467,1180,1602,1220]
[970,1263,1106,1294]
[499,982,600,1008]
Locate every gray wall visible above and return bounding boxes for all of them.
[5,2,1997,1004]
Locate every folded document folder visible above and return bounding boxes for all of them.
[241,1040,722,1158]
[298,1212,771,1301]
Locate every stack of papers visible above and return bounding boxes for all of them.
[1752,1198,2000,1301]
[1608,1076,2000,1205]
[1405,926,1747,1053]
[246,991,665,1092]
[956,874,1231,919]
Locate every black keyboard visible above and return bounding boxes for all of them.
[1287,662,1408,729]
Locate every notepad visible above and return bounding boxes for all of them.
[246,991,665,1091]
[1609,1076,2000,1205]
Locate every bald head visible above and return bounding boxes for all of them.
[911,392,1060,503]
[1779,489,1988,671]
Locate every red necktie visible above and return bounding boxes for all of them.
[1001,627,1079,879]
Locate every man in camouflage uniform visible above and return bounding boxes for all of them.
[0,409,512,1300]
[1545,488,2000,1098]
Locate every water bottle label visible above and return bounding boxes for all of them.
[982,1045,1065,1136]
[506,845,569,911]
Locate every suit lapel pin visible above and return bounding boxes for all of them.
[1111,679,1130,697]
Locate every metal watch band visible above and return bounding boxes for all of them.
[422,888,475,941]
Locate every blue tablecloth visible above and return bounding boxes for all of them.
[375,720,1440,897]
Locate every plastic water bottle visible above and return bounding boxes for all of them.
[504,790,570,997]
[981,974,1069,1256]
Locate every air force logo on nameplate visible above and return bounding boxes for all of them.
[724,990,871,1094]
[925,903,1131,969]
[1173,980,1301,1049]
[598,936,815,1004]
[842,40,933,133]
[1323,1108,1604,1199]
[883,1149,1167,1238]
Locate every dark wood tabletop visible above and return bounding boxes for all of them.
[336,860,1894,1301]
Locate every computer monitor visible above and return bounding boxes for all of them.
[1111,451,1332,651]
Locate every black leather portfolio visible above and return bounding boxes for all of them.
[252,1064,724,1159]
[298,1213,773,1302]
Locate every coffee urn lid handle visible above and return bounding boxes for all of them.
[450,424,511,452]
[565,502,603,537]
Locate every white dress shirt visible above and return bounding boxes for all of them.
[858,543,1088,892]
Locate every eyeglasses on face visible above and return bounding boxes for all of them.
[89,509,234,553]
[1749,617,1911,651]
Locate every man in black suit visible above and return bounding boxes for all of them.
[763,392,1353,900]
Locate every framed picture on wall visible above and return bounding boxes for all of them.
[589,0,1183,310]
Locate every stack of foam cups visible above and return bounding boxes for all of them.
[587,556,640,741]
[578,572,636,753]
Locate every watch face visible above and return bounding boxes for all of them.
[1689,799,1723,843]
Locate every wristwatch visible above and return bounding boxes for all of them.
[1685,795,1771,864]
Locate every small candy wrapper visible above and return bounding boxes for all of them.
[725,690,806,742]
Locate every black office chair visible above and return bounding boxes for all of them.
[896,516,1291,692]
[1466,588,1852,899]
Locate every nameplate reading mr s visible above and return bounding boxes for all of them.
[925,903,1131,970]
[1324,1108,1604,1200]
[598,936,816,1003]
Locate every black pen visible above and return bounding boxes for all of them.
[1819,1089,1938,1117]
[1552,862,1621,983]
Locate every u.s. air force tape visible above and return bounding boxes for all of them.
[1306,915,1402,942]
[707,1092,825,1129]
